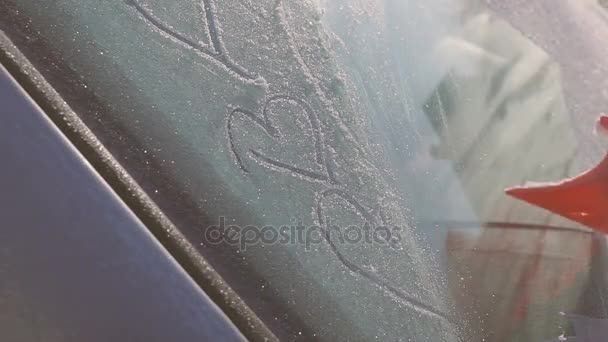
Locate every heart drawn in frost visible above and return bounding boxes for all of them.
[315,189,451,323]
[227,94,335,182]
[126,0,256,80]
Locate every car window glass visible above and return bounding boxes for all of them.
[2,1,608,341]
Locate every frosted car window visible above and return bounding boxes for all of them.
[2,0,608,341]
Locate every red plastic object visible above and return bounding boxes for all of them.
[506,115,608,233]
[506,153,608,233]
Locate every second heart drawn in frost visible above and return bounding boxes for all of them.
[227,94,336,182]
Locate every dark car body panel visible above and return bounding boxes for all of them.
[0,64,246,342]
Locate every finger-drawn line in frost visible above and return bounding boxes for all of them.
[227,95,337,183]
[229,94,453,324]
[126,0,454,326]
[216,5,453,325]
[125,0,257,80]
[316,189,452,322]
